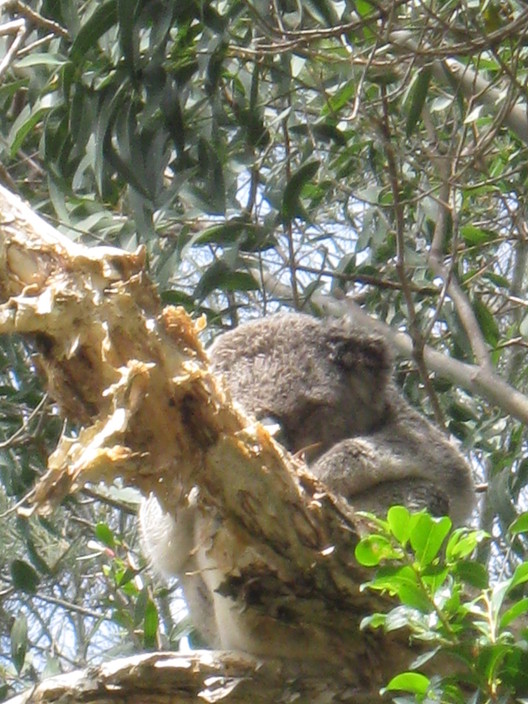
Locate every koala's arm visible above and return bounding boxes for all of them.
[139,495,220,646]
[311,393,475,525]
[139,494,196,576]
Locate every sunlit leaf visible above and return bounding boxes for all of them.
[409,514,452,567]
[143,599,159,647]
[384,671,430,695]
[95,522,115,548]
[387,505,411,545]
[500,597,528,630]
[11,614,28,674]
[509,513,528,536]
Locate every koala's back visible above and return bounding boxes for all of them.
[141,312,475,653]
[209,313,391,456]
[209,312,475,524]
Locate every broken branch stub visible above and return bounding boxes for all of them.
[0,184,419,687]
[0,184,373,576]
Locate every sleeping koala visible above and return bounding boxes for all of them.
[140,313,475,650]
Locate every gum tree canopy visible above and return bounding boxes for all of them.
[1,1,528,702]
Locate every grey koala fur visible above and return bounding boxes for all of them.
[140,312,475,651]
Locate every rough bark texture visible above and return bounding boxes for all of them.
[0,184,421,702]
[5,651,388,704]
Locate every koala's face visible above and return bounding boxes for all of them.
[210,314,391,458]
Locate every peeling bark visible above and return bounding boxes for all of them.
[0,184,423,702]
[5,651,386,704]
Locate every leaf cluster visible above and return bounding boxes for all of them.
[356,507,528,703]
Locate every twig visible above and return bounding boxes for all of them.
[380,86,444,425]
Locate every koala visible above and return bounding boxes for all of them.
[140,313,475,650]
[208,313,474,523]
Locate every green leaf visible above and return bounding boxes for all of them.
[15,54,65,68]
[387,505,411,545]
[95,522,115,548]
[281,160,320,223]
[354,534,400,566]
[355,0,375,18]
[161,289,198,309]
[70,0,118,63]
[500,597,528,630]
[359,612,386,630]
[368,565,432,611]
[10,107,49,157]
[507,562,528,592]
[460,224,495,245]
[477,643,515,683]
[11,559,40,594]
[473,297,499,347]
[312,123,347,146]
[406,66,432,137]
[452,560,489,589]
[322,80,355,115]
[420,564,449,593]
[304,0,339,26]
[192,222,247,246]
[116,567,135,589]
[194,261,258,300]
[509,512,528,536]
[143,599,159,647]
[192,222,275,252]
[118,0,137,73]
[11,614,28,674]
[384,671,430,695]
[445,528,487,562]
[409,513,452,567]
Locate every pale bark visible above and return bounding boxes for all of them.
[0,184,431,702]
[5,651,382,704]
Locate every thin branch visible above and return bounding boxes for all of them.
[380,86,445,426]
[390,30,528,147]
[255,268,528,427]
[0,18,28,81]
[7,0,69,39]
[428,160,492,370]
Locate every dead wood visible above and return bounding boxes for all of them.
[0,184,424,701]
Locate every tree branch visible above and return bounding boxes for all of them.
[390,30,528,147]
[0,184,421,700]
[254,269,528,427]
[5,651,382,704]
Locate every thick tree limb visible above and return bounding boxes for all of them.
[0,185,421,700]
[5,651,382,704]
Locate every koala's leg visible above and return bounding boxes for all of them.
[178,569,221,648]
[139,494,195,576]
[345,478,450,517]
[310,430,473,524]
[139,495,220,647]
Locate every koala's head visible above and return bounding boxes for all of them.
[210,313,392,457]
[324,320,392,419]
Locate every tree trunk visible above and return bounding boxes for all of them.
[0,184,422,702]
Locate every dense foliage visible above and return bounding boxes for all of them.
[1,0,528,700]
